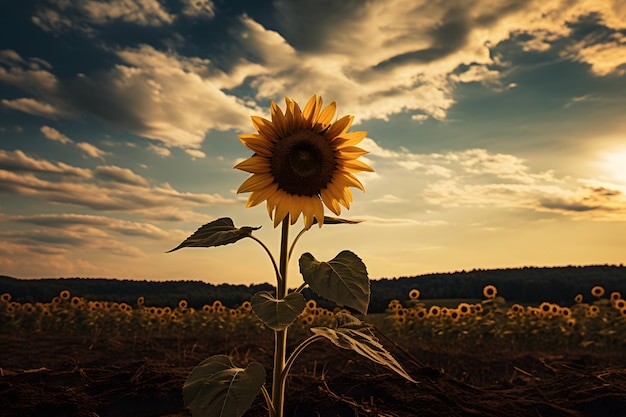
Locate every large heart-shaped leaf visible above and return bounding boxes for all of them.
[183,355,265,417]
[299,250,370,314]
[311,313,415,383]
[168,218,260,252]
[251,291,306,331]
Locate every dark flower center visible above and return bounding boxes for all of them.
[271,130,336,196]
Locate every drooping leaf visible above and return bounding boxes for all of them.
[312,216,362,226]
[311,313,415,383]
[251,291,306,331]
[168,218,260,252]
[299,250,370,314]
[183,355,265,417]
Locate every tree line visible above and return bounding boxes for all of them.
[1,264,624,314]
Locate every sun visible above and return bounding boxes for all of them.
[603,148,626,184]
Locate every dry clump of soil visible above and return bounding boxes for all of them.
[1,331,625,417]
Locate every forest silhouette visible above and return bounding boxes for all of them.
[1,264,624,313]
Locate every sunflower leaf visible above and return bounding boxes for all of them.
[183,355,265,417]
[311,313,415,383]
[299,250,370,315]
[312,216,362,226]
[168,218,260,252]
[251,291,306,331]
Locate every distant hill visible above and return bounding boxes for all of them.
[1,264,625,313]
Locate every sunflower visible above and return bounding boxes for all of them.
[235,95,374,229]
[482,284,497,299]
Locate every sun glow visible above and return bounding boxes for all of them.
[603,148,626,184]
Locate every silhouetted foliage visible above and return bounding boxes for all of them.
[1,265,624,313]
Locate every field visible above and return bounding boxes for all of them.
[1,287,626,417]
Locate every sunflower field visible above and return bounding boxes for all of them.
[2,284,625,352]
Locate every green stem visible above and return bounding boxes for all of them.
[293,283,308,293]
[272,217,290,417]
[287,227,307,261]
[249,234,282,282]
[260,386,275,417]
[282,334,323,382]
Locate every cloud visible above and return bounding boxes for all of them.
[2,1,624,153]
[40,125,72,144]
[565,33,626,76]
[33,0,175,32]
[0,226,146,262]
[62,45,261,149]
[538,181,626,218]
[148,144,172,157]
[95,165,150,186]
[411,114,429,123]
[0,50,57,93]
[41,125,111,159]
[363,140,626,221]
[4,213,170,240]
[2,98,63,117]
[181,0,215,18]
[450,65,503,88]
[0,151,236,214]
[373,194,406,204]
[185,149,206,160]
[76,142,110,159]
[0,149,91,178]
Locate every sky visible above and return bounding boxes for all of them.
[0,0,625,286]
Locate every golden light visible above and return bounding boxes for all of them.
[603,147,626,183]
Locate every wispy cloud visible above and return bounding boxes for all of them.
[363,139,626,221]
[0,149,91,178]
[0,150,236,215]
[3,213,170,240]
[1,98,63,117]
[76,142,110,159]
[41,125,110,159]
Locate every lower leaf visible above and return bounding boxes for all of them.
[311,313,416,383]
[183,355,266,417]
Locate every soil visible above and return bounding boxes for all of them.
[1,330,625,417]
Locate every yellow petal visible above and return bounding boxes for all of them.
[333,131,368,148]
[238,134,274,157]
[237,173,274,194]
[340,158,375,173]
[246,183,278,207]
[267,190,290,227]
[234,155,271,173]
[270,100,288,137]
[337,146,369,159]
[312,196,325,228]
[324,115,353,139]
[341,188,353,209]
[284,97,297,133]
[288,195,305,225]
[302,95,322,124]
[334,171,365,191]
[321,184,342,215]
[298,195,323,229]
[251,116,279,142]
[317,101,336,128]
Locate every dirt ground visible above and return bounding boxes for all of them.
[1,330,625,417]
